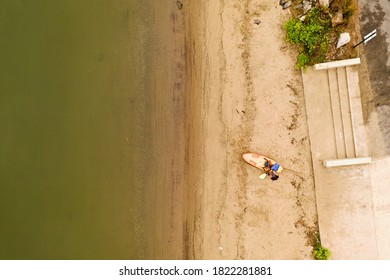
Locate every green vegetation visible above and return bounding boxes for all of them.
[312,233,331,260]
[283,0,358,68]
[297,53,309,69]
[283,8,330,69]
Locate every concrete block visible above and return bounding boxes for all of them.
[314,58,361,70]
[323,157,371,167]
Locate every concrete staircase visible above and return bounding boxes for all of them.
[302,59,368,164]
[326,66,368,159]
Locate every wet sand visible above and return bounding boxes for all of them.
[141,0,190,259]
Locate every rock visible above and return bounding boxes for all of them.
[337,32,351,48]
[303,1,312,13]
[176,1,183,10]
[319,0,329,8]
[279,0,288,6]
[300,15,306,21]
[283,1,292,9]
[254,19,261,25]
[331,11,344,27]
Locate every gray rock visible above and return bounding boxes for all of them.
[254,19,261,25]
[303,1,312,13]
[279,0,288,6]
[332,11,344,27]
[319,0,329,8]
[283,1,292,9]
[337,32,351,48]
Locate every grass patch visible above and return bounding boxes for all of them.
[312,232,331,260]
[284,8,330,68]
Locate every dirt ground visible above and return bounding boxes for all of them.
[185,0,319,259]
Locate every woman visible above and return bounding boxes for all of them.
[264,158,280,181]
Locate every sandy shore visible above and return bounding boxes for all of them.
[142,0,319,260]
[185,0,318,259]
[140,0,188,259]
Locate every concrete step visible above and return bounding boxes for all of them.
[328,68,346,158]
[301,67,338,160]
[323,157,371,167]
[303,60,368,163]
[314,58,361,70]
[336,67,356,158]
[346,66,369,157]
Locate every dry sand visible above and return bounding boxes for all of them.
[142,0,319,260]
[185,0,318,259]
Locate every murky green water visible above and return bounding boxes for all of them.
[0,0,150,259]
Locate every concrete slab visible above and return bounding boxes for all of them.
[314,58,361,70]
[370,156,390,259]
[312,162,378,259]
[301,67,337,160]
[346,66,369,157]
[337,67,355,158]
[328,68,346,158]
[323,157,371,167]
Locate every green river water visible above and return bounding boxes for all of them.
[0,0,150,259]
